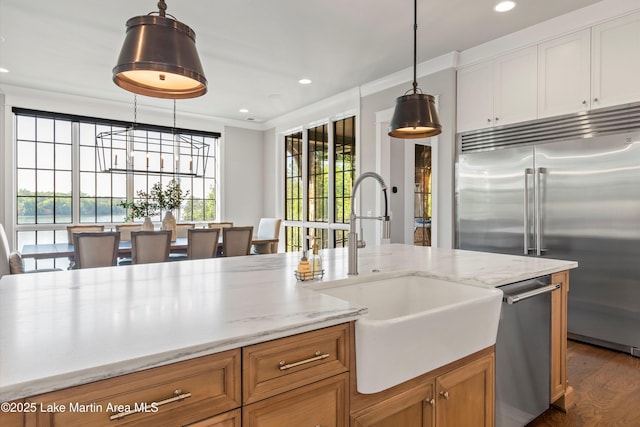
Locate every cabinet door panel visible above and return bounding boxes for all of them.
[351,382,434,427]
[592,11,640,108]
[494,46,538,127]
[538,29,591,118]
[242,373,348,427]
[186,409,241,427]
[436,353,494,427]
[457,61,494,133]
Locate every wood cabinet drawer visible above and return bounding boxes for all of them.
[242,373,349,427]
[26,349,241,427]
[242,324,349,404]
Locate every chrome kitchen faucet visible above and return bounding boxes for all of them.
[348,172,391,275]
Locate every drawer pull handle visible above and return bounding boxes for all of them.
[109,389,192,421]
[279,351,330,371]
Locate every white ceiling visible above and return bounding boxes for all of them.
[0,0,602,124]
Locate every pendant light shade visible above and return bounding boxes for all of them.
[389,93,441,138]
[388,0,442,139]
[113,1,207,99]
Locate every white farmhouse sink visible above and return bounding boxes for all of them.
[314,274,503,394]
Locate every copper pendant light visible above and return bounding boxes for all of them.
[388,0,442,139]
[113,0,207,99]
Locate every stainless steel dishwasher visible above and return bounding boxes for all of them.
[495,275,560,427]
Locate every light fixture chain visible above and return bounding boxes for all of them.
[413,0,418,94]
[133,94,137,124]
[157,0,167,17]
[173,99,177,130]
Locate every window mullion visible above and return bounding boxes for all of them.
[71,121,81,229]
[327,120,335,248]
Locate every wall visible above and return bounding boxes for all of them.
[359,68,457,249]
[222,125,264,229]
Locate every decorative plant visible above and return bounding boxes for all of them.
[118,190,160,221]
[150,179,190,211]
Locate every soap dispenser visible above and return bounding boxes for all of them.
[297,251,312,280]
[309,236,323,277]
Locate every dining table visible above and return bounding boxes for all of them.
[21,237,279,260]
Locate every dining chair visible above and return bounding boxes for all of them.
[66,225,105,269]
[1,223,61,278]
[130,230,171,265]
[176,223,195,239]
[208,221,233,230]
[72,232,120,269]
[66,225,105,243]
[252,218,282,254]
[222,226,253,257]
[115,224,141,241]
[187,228,220,260]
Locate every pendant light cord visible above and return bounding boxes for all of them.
[412,0,418,94]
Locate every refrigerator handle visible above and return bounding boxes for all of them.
[524,168,534,255]
[535,167,547,256]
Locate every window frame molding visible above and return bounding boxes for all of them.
[280,111,358,250]
[10,107,221,246]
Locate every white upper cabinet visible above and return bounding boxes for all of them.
[538,29,591,118]
[457,61,494,132]
[591,11,640,109]
[457,11,640,133]
[457,46,537,133]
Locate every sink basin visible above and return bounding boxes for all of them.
[314,274,502,393]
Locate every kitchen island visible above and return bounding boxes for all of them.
[0,245,577,425]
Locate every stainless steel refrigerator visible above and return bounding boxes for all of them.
[456,103,640,354]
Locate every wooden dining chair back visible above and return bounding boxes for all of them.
[115,224,141,241]
[176,223,195,239]
[67,225,105,244]
[208,222,233,232]
[187,228,220,260]
[252,218,282,254]
[222,226,253,257]
[130,230,171,265]
[73,232,120,269]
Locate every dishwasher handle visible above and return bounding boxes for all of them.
[503,283,560,304]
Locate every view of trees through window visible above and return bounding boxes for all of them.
[13,109,219,267]
[284,116,356,252]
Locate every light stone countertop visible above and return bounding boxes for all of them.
[0,244,577,401]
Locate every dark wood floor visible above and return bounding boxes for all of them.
[527,340,640,427]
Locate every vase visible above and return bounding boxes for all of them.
[162,210,177,242]
[142,217,154,231]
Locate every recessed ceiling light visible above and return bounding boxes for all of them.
[494,1,516,12]
[239,108,249,113]
[298,78,312,85]
[0,67,9,73]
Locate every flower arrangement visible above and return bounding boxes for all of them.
[119,190,159,221]
[150,179,190,211]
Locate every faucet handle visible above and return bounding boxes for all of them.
[357,239,366,249]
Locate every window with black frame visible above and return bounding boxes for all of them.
[13,108,220,269]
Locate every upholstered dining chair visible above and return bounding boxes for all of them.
[130,230,171,265]
[207,222,233,232]
[115,224,141,242]
[187,228,220,260]
[222,226,253,257]
[252,218,282,254]
[1,223,61,278]
[72,232,120,269]
[176,223,195,239]
[67,225,105,243]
